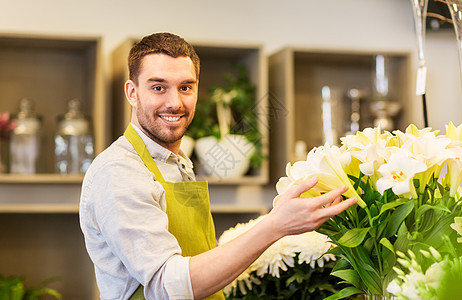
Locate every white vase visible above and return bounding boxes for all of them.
[179,135,195,158]
[194,134,255,179]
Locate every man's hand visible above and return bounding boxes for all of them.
[268,176,357,237]
[189,176,357,299]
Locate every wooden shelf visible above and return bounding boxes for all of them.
[0,173,84,184]
[211,203,268,214]
[0,33,106,299]
[269,47,411,183]
[0,203,79,213]
[0,33,107,178]
[111,37,269,185]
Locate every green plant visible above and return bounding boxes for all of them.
[186,64,265,168]
[0,275,62,300]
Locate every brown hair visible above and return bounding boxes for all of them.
[128,32,200,84]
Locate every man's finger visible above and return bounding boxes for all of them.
[324,195,342,208]
[315,185,349,206]
[284,176,318,199]
[322,197,358,217]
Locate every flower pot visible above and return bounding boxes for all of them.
[194,134,254,179]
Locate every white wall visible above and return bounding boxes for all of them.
[1,0,461,205]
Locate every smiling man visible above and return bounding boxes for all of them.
[126,52,197,153]
[79,32,357,300]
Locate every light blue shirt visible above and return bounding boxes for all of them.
[80,124,195,299]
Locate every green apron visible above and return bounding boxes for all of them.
[124,125,225,300]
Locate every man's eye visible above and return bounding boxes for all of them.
[180,86,192,92]
[153,86,164,91]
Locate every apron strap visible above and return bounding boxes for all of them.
[124,124,166,183]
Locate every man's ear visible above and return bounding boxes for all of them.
[124,80,137,107]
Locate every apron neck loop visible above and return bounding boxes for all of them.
[124,124,166,183]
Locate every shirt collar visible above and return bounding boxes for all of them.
[130,123,193,168]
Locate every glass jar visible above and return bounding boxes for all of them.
[54,99,94,174]
[10,98,42,174]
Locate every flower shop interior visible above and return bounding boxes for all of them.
[1,0,462,299]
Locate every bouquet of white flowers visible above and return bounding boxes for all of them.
[273,123,462,299]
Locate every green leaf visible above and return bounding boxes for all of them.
[354,246,377,273]
[354,266,382,295]
[337,228,370,248]
[331,257,351,272]
[423,214,459,247]
[371,198,408,223]
[382,247,397,275]
[383,200,414,237]
[379,237,394,254]
[323,286,363,300]
[416,204,451,221]
[286,273,304,285]
[393,223,410,254]
[351,247,383,294]
[363,236,375,253]
[331,269,362,288]
[380,237,397,274]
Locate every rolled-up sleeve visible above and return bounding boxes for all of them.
[80,141,194,300]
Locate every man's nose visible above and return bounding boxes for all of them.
[165,89,183,109]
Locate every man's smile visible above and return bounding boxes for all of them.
[159,115,182,123]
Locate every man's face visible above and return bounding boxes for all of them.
[127,53,198,152]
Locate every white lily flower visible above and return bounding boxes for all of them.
[446,157,462,197]
[304,145,365,207]
[350,142,390,176]
[398,132,454,193]
[393,124,437,143]
[341,126,390,150]
[450,216,462,243]
[376,151,427,197]
[445,121,462,141]
[401,132,453,166]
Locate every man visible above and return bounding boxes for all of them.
[79,32,357,300]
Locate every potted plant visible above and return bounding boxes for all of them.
[186,64,264,179]
[0,275,62,299]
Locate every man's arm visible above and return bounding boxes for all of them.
[189,176,357,299]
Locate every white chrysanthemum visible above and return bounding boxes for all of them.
[218,215,336,295]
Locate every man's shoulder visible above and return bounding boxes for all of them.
[84,136,146,182]
[92,136,137,166]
